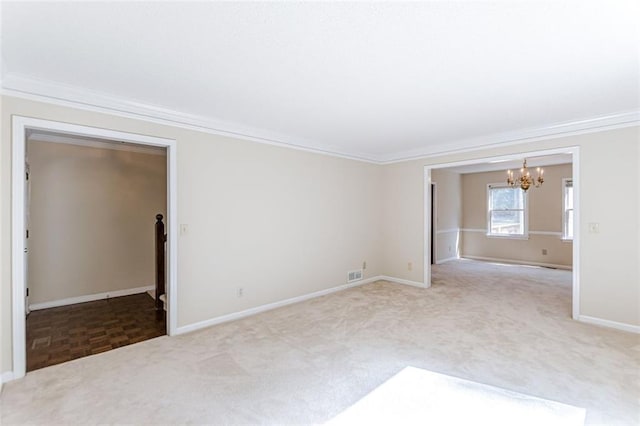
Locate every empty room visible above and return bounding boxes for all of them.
[1,2,639,425]
[24,133,168,371]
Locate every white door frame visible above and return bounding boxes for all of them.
[11,116,179,380]
[430,182,437,265]
[424,146,580,320]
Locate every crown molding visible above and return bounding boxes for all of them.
[1,73,382,164]
[2,73,638,165]
[380,110,640,164]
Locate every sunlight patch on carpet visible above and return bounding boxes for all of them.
[327,367,585,426]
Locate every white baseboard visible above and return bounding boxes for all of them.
[577,315,640,334]
[176,275,434,335]
[378,276,427,288]
[175,276,384,335]
[29,285,155,311]
[1,370,15,384]
[461,255,572,270]
[436,256,459,264]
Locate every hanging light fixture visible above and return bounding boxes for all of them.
[507,159,544,191]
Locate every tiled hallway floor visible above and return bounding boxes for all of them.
[26,293,166,371]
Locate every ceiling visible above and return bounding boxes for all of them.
[2,2,639,163]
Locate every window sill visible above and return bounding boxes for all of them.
[486,234,529,240]
[561,238,573,243]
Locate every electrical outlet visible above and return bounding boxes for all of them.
[237,288,244,298]
[408,262,413,271]
[542,249,548,255]
[362,261,367,270]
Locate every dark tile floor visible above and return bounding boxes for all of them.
[26,293,166,372]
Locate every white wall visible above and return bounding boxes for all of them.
[26,140,167,306]
[381,127,639,326]
[2,94,638,377]
[1,95,384,374]
[381,162,425,282]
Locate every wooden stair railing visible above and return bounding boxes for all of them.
[155,214,167,314]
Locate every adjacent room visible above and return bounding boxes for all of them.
[24,131,168,371]
[1,2,638,425]
[431,155,574,269]
[429,154,575,317]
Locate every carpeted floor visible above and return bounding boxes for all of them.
[1,260,639,425]
[327,366,586,425]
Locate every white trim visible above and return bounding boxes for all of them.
[380,276,428,289]
[571,148,580,320]
[431,182,437,265]
[175,275,429,336]
[28,286,154,311]
[176,276,381,335]
[166,135,179,337]
[577,315,640,334]
[1,76,378,164]
[380,111,639,164]
[424,148,577,172]
[11,117,27,379]
[424,168,433,287]
[561,177,574,241]
[435,228,460,235]
[461,255,572,270]
[486,234,530,241]
[1,371,15,384]
[28,132,167,156]
[461,228,563,237]
[436,256,459,264]
[2,74,637,164]
[11,116,179,381]
[530,231,563,236]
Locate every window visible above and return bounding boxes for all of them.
[487,184,527,237]
[562,178,573,240]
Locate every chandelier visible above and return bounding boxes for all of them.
[507,159,544,191]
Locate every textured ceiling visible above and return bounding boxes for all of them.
[2,1,639,162]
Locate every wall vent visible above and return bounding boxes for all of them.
[347,269,363,283]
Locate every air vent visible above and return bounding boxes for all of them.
[347,269,363,283]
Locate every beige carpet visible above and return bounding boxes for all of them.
[327,366,586,425]
[1,259,639,425]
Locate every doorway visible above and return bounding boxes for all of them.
[424,147,580,319]
[25,132,168,371]
[11,116,178,380]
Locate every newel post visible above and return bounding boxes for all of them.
[155,214,166,312]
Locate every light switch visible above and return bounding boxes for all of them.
[588,222,599,234]
[180,224,188,235]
